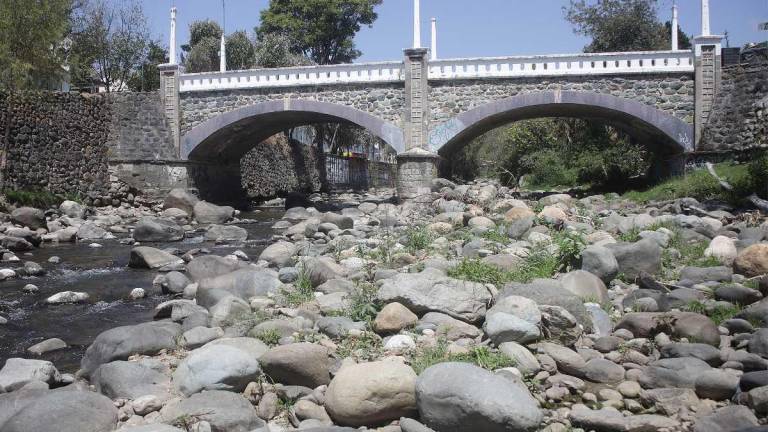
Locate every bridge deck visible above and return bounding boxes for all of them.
[178,50,694,93]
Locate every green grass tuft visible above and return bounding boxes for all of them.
[281,269,315,306]
[410,339,515,375]
[404,226,436,253]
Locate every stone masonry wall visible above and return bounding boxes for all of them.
[0,91,111,198]
[699,62,768,152]
[105,92,177,161]
[428,73,696,127]
[240,133,322,199]
[179,83,406,135]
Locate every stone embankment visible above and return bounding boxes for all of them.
[0,180,768,432]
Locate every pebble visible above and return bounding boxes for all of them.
[129,288,146,300]
[22,284,39,293]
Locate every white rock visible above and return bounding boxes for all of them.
[46,291,89,304]
[705,235,738,266]
[384,334,416,351]
[0,269,17,280]
[129,288,146,300]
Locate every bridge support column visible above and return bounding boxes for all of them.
[398,47,439,200]
[693,35,723,148]
[159,63,181,157]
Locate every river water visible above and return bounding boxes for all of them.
[0,208,285,372]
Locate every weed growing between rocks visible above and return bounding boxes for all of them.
[684,301,742,325]
[335,331,383,362]
[409,339,515,375]
[254,328,281,346]
[404,226,435,253]
[280,270,315,306]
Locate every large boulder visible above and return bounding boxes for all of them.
[159,390,266,432]
[639,357,712,389]
[260,343,331,388]
[378,268,493,324]
[10,207,45,230]
[0,389,118,432]
[325,360,417,426]
[415,362,542,432]
[187,255,244,281]
[259,241,297,268]
[0,359,60,392]
[204,225,248,242]
[705,236,739,266]
[163,189,199,215]
[580,245,619,283]
[129,247,184,269]
[374,302,419,334]
[559,270,609,303]
[173,343,261,396]
[692,405,760,432]
[76,222,112,241]
[735,244,768,277]
[193,201,234,225]
[59,200,85,219]
[91,361,170,399]
[605,238,662,279]
[195,269,281,308]
[80,321,181,376]
[615,312,720,346]
[133,217,184,242]
[303,257,348,288]
[497,279,591,329]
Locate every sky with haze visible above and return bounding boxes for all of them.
[142,0,768,63]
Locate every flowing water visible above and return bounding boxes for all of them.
[0,208,285,373]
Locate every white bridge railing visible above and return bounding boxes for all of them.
[178,50,694,92]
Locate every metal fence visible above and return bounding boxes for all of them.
[325,154,396,190]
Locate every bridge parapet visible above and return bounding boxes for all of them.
[429,50,694,80]
[179,61,404,92]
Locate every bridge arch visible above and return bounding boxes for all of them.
[428,91,694,157]
[181,99,405,162]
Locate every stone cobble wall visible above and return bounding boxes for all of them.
[105,92,177,161]
[240,134,322,199]
[179,83,406,135]
[700,62,768,152]
[428,74,696,127]
[0,91,111,198]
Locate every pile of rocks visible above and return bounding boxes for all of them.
[2,179,768,432]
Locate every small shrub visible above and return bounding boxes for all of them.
[405,226,435,253]
[4,189,81,209]
[552,230,587,269]
[335,332,383,361]
[410,339,515,375]
[343,282,382,323]
[481,226,511,245]
[281,270,314,306]
[448,259,510,286]
[254,328,281,346]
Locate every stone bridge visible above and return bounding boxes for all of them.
[148,15,732,199]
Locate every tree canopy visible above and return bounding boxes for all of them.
[0,0,73,90]
[564,0,690,52]
[256,0,382,65]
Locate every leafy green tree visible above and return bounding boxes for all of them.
[69,0,151,92]
[255,33,312,68]
[127,41,167,92]
[256,0,382,65]
[664,21,692,50]
[564,0,669,52]
[226,31,255,70]
[0,0,72,89]
[181,20,222,73]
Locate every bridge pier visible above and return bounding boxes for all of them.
[397,47,439,200]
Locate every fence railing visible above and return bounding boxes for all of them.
[178,51,694,92]
[325,154,396,190]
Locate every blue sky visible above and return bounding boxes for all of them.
[143,0,768,63]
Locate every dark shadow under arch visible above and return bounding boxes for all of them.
[429,91,694,157]
[181,99,405,162]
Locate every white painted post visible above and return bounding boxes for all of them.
[671,2,679,51]
[431,18,437,60]
[169,7,177,64]
[220,35,227,72]
[701,0,710,36]
[413,0,421,48]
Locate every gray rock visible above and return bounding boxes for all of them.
[570,406,679,431]
[483,312,540,345]
[693,405,760,432]
[76,222,112,241]
[10,207,45,230]
[498,342,540,376]
[415,362,542,432]
[303,257,347,288]
[205,224,248,242]
[715,284,762,305]
[749,328,768,357]
[605,238,662,279]
[615,312,720,346]
[80,321,181,376]
[559,270,609,303]
[580,245,619,283]
[583,358,624,383]
[497,279,591,330]
[59,200,85,219]
[260,343,331,388]
[661,343,722,366]
[639,357,712,389]
[0,389,117,432]
[0,359,60,392]
[128,247,184,269]
[120,425,185,432]
[172,343,261,396]
[378,268,493,324]
[160,390,266,432]
[196,269,281,309]
[400,418,437,432]
[694,369,739,400]
[317,317,365,339]
[186,255,244,281]
[203,337,269,359]
[133,217,184,242]
[537,343,586,377]
[164,189,199,214]
[181,326,223,349]
[419,312,482,341]
[91,361,170,399]
[193,201,234,224]
[160,271,191,295]
[26,338,67,356]
[679,266,734,287]
[259,242,297,267]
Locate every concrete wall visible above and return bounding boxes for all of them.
[699,62,768,152]
[428,73,696,127]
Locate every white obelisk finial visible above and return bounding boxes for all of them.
[219,0,227,72]
[671,2,679,50]
[431,18,437,59]
[413,0,421,48]
[701,0,711,36]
